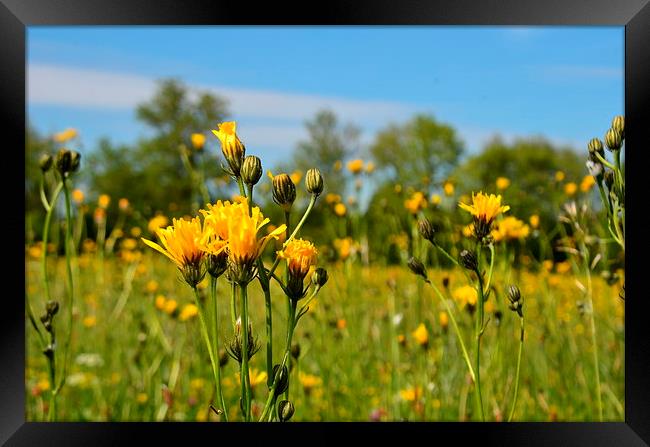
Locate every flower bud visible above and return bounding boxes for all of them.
[604,170,615,191]
[418,218,435,244]
[459,249,478,272]
[272,364,290,397]
[241,155,262,186]
[507,284,521,303]
[272,173,296,212]
[39,154,53,172]
[611,115,624,139]
[55,149,72,175]
[587,138,604,161]
[278,400,295,422]
[605,128,622,151]
[305,168,324,196]
[69,151,81,173]
[407,257,428,280]
[312,267,328,288]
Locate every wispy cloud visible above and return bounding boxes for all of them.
[28,64,419,125]
[537,64,623,81]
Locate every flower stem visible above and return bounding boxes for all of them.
[210,276,228,421]
[239,283,252,421]
[508,314,524,422]
[474,244,485,421]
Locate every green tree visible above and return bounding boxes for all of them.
[370,114,464,190]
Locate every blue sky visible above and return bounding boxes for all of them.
[28,26,623,167]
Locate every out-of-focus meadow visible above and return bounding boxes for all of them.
[25,80,625,422]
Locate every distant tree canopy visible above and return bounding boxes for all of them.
[88,78,230,218]
[370,114,464,191]
[452,136,587,227]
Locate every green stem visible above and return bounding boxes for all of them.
[582,244,603,421]
[484,244,495,297]
[230,282,237,330]
[239,283,252,421]
[192,286,226,420]
[474,244,485,421]
[508,314,524,422]
[210,277,228,421]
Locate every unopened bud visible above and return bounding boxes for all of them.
[39,154,53,172]
[418,218,435,243]
[272,174,296,212]
[55,149,72,175]
[611,115,624,139]
[69,151,81,173]
[407,257,428,280]
[604,170,615,191]
[312,268,328,288]
[605,128,622,151]
[587,138,604,159]
[305,168,324,196]
[459,249,478,272]
[272,364,290,397]
[241,155,262,186]
[278,400,295,422]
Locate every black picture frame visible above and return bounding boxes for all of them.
[4,0,649,444]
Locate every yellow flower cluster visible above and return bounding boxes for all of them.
[404,191,428,215]
[277,238,318,279]
[453,285,478,308]
[491,216,530,242]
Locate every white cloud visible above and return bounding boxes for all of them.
[28,63,418,125]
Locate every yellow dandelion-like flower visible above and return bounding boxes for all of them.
[430,194,442,206]
[72,189,85,204]
[443,181,455,196]
[411,323,429,347]
[564,182,577,196]
[491,216,530,242]
[555,171,565,182]
[53,128,78,143]
[580,175,596,192]
[290,170,302,185]
[496,177,511,191]
[146,280,159,294]
[94,207,105,223]
[453,285,478,308]
[334,203,347,217]
[98,194,111,209]
[118,198,130,211]
[179,304,199,322]
[325,193,341,205]
[347,159,364,175]
[298,372,323,390]
[154,295,166,310]
[136,393,148,404]
[529,214,540,229]
[439,311,449,329]
[555,261,571,274]
[142,217,205,270]
[164,299,178,315]
[400,386,423,402]
[191,133,206,150]
[212,121,245,175]
[459,192,510,224]
[404,191,428,215]
[277,238,318,279]
[83,315,97,328]
[130,227,142,238]
[542,260,554,273]
[148,215,169,234]
[365,161,375,174]
[333,237,358,261]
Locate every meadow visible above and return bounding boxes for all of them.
[24,114,625,422]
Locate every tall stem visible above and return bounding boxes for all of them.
[239,283,252,421]
[474,243,485,421]
[583,244,603,421]
[210,277,228,421]
[508,314,524,422]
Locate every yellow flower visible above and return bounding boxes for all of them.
[98,194,111,209]
[334,203,347,217]
[460,192,511,240]
[555,171,565,182]
[491,216,530,242]
[580,175,596,192]
[439,312,449,329]
[164,299,178,315]
[247,369,268,389]
[277,238,318,279]
[72,189,85,204]
[334,238,357,260]
[430,194,442,206]
[83,316,97,328]
[347,159,364,175]
[298,372,322,390]
[191,133,206,150]
[119,198,130,211]
[154,295,166,310]
[36,378,51,392]
[325,193,341,205]
[136,393,148,404]
[53,128,78,143]
[529,214,540,229]
[404,191,428,215]
[411,323,429,347]
[542,260,554,273]
[148,215,169,234]
[179,304,199,322]
[365,162,375,174]
[130,227,142,237]
[496,177,511,191]
[212,121,245,175]
[462,224,474,238]
[400,386,423,402]
[555,261,571,274]
[146,280,159,294]
[290,170,302,185]
[443,181,455,196]
[453,285,478,308]
[564,182,577,196]
[337,319,347,330]
[120,238,138,251]
[142,216,205,271]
